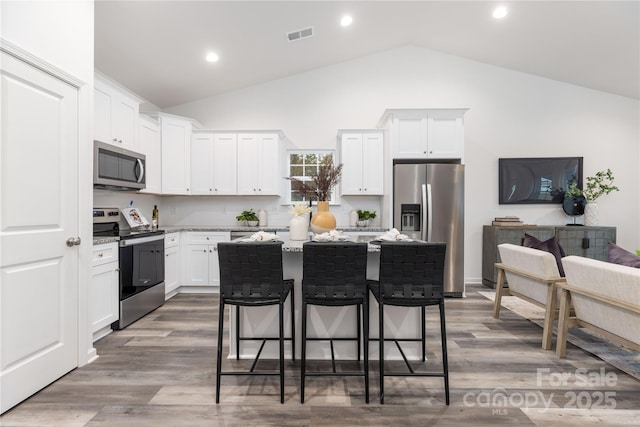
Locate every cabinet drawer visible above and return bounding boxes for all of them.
[186,232,230,244]
[92,242,118,267]
[165,232,180,248]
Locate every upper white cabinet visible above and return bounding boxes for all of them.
[94,74,141,151]
[138,115,161,194]
[147,113,201,195]
[378,109,468,160]
[191,132,238,195]
[338,130,384,195]
[237,132,281,195]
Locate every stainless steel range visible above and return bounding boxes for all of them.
[93,208,165,329]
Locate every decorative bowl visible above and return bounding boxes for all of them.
[247,220,259,227]
[356,220,369,227]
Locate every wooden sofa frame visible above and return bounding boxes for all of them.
[493,263,566,350]
[555,282,640,357]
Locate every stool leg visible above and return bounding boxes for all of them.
[290,287,296,361]
[301,301,307,404]
[379,300,385,405]
[216,300,225,404]
[440,300,450,405]
[235,305,240,360]
[357,303,362,362]
[279,299,285,404]
[421,306,426,362]
[363,300,369,404]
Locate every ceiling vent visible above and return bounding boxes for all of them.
[287,26,313,42]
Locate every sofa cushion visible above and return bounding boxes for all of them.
[607,242,640,268]
[523,234,566,276]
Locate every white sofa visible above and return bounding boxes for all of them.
[556,256,640,357]
[493,243,565,350]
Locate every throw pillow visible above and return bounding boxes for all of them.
[522,233,566,277]
[607,242,640,268]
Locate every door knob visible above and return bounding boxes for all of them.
[66,237,81,247]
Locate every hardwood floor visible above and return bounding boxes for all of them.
[1,284,638,426]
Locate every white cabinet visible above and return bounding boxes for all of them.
[191,132,238,195]
[153,113,201,195]
[184,232,230,287]
[379,109,467,160]
[90,242,119,341]
[237,133,281,195]
[164,232,180,299]
[339,130,384,195]
[138,115,161,194]
[94,74,141,151]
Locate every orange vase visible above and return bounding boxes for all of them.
[310,201,336,234]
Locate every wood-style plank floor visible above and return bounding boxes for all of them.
[1,284,638,426]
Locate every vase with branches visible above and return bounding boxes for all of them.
[565,169,619,226]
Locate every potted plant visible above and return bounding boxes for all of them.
[236,209,259,226]
[356,210,376,227]
[287,156,343,233]
[565,169,619,226]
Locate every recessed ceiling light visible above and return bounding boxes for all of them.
[340,15,353,27]
[493,6,508,19]
[205,52,219,63]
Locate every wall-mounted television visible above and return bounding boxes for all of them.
[499,157,583,204]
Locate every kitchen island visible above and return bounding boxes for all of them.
[229,238,427,362]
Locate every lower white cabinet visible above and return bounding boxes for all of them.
[184,232,230,287]
[164,232,180,298]
[90,242,119,341]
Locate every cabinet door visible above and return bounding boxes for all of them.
[90,261,119,334]
[164,245,180,297]
[362,133,384,194]
[93,84,112,145]
[256,133,280,195]
[139,117,161,194]
[112,95,139,150]
[161,117,191,195]
[185,244,210,285]
[212,133,238,195]
[427,116,463,159]
[190,133,214,194]
[340,133,364,195]
[392,117,428,158]
[237,133,259,195]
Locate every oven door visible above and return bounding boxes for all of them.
[119,234,165,300]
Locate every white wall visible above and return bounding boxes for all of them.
[166,45,639,284]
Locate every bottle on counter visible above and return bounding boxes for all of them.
[258,209,267,227]
[349,210,358,227]
[152,205,159,230]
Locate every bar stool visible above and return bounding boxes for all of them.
[368,241,449,405]
[301,241,369,403]
[216,241,294,404]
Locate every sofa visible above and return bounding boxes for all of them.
[493,243,565,350]
[556,255,640,357]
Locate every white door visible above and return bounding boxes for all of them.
[0,52,80,413]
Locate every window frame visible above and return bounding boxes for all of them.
[285,149,339,205]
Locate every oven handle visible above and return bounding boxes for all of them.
[119,234,165,246]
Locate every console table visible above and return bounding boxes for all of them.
[482,225,616,288]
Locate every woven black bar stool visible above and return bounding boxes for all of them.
[368,241,449,405]
[301,241,369,404]
[215,241,294,404]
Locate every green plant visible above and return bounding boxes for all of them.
[564,169,620,202]
[357,210,377,220]
[236,209,258,222]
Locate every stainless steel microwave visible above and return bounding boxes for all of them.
[93,140,146,191]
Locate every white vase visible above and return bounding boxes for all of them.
[584,202,599,226]
[289,215,309,240]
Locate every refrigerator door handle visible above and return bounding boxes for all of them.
[421,184,433,241]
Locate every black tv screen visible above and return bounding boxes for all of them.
[499,157,583,204]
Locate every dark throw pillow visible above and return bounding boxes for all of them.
[607,242,640,268]
[522,233,566,277]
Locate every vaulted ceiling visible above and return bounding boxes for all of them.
[95,1,639,109]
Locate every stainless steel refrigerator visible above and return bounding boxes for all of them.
[393,162,465,296]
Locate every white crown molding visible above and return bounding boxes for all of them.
[0,37,85,88]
